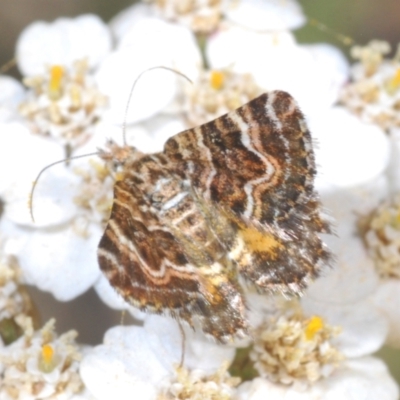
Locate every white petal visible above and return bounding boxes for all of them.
[224,0,306,31]
[207,28,348,113]
[245,292,280,331]
[109,3,154,42]
[94,275,146,321]
[317,357,399,400]
[302,297,388,358]
[0,122,78,227]
[292,44,349,114]
[369,280,400,348]
[207,25,296,73]
[97,116,183,156]
[136,114,187,153]
[117,17,201,84]
[310,107,390,188]
[144,315,236,372]
[95,49,176,125]
[318,176,390,238]
[235,357,398,400]
[96,17,201,125]
[80,326,170,400]
[16,14,112,76]
[306,236,379,305]
[0,75,25,122]
[93,274,131,311]
[16,222,102,301]
[387,127,400,193]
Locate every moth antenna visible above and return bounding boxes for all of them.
[29,151,99,223]
[122,66,193,146]
[120,310,126,326]
[0,57,17,73]
[308,17,355,47]
[177,319,186,368]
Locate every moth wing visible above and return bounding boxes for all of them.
[98,174,247,341]
[164,91,331,293]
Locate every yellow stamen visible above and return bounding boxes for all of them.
[305,316,324,340]
[391,68,400,89]
[39,344,57,373]
[386,68,400,95]
[210,70,225,90]
[394,210,400,228]
[48,65,64,99]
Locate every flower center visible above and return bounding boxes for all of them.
[210,70,225,90]
[250,313,342,385]
[362,195,400,279]
[305,315,324,340]
[48,65,64,100]
[19,59,107,151]
[39,344,57,373]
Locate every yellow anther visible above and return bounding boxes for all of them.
[42,344,54,363]
[48,65,64,99]
[305,316,324,340]
[386,68,400,95]
[210,70,225,90]
[392,68,400,88]
[394,210,400,227]
[39,344,57,373]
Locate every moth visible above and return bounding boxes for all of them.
[97,90,331,342]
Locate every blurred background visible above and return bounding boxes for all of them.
[1,0,399,386]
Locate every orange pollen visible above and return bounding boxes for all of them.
[38,343,58,373]
[210,70,225,90]
[49,65,64,94]
[305,316,324,340]
[41,344,54,364]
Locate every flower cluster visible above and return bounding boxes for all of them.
[0,318,86,400]
[0,0,399,399]
[19,60,108,151]
[340,40,400,133]
[250,314,342,387]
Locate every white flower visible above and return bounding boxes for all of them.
[181,69,263,127]
[0,318,86,400]
[0,116,110,301]
[14,14,112,156]
[206,27,349,116]
[0,122,68,227]
[224,0,306,31]
[235,357,399,400]
[340,40,400,134]
[16,14,112,77]
[310,106,390,189]
[100,10,202,125]
[360,194,400,348]
[80,316,236,400]
[370,280,400,348]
